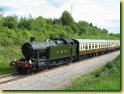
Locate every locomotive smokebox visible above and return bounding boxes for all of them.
[30,37,35,42]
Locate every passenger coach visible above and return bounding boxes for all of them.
[73,39,120,59]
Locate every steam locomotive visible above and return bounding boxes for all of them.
[10,37,120,73]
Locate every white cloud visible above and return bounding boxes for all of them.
[0,0,120,33]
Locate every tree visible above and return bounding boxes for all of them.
[0,8,4,19]
[60,11,79,33]
[53,18,62,25]
[77,21,89,34]
[31,16,46,31]
[0,8,4,26]
[3,16,18,29]
[18,17,34,30]
[102,29,108,35]
[61,11,74,26]
[46,18,53,24]
[90,23,93,27]
[78,21,89,27]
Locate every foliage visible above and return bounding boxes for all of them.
[3,16,18,29]
[18,17,34,30]
[0,10,120,75]
[61,11,79,33]
[0,8,4,27]
[0,8,4,20]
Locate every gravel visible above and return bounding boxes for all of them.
[0,51,120,90]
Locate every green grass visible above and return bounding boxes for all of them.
[0,46,22,75]
[65,55,121,90]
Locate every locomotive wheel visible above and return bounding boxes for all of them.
[65,58,70,65]
[33,65,39,72]
[66,57,72,65]
[26,69,31,74]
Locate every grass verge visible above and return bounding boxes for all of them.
[65,55,121,90]
[0,46,22,75]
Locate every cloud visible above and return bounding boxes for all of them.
[0,0,120,34]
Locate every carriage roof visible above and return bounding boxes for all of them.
[73,39,119,43]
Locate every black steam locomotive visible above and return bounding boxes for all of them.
[10,37,120,73]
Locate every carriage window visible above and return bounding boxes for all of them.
[89,44,91,49]
[85,44,88,49]
[95,43,97,48]
[92,44,94,49]
[112,43,114,46]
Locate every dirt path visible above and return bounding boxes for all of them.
[0,51,120,90]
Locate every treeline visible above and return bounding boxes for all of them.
[0,9,120,47]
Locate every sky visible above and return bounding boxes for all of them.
[0,0,120,34]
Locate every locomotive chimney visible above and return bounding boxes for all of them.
[30,37,35,42]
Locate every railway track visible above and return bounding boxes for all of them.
[0,72,19,79]
[0,65,62,85]
[0,51,118,85]
[0,72,23,84]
